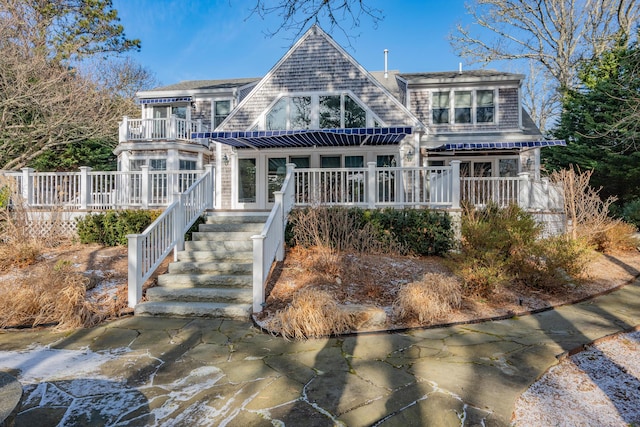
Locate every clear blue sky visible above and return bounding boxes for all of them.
[112,0,477,86]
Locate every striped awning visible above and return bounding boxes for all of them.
[431,140,566,151]
[138,96,192,105]
[193,127,412,149]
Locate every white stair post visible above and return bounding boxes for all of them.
[127,234,143,307]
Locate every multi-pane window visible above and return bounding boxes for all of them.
[179,160,197,170]
[266,93,369,130]
[476,90,494,123]
[454,91,472,124]
[432,92,450,124]
[213,100,231,128]
[432,89,495,125]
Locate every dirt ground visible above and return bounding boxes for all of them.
[2,243,640,332]
[258,246,640,331]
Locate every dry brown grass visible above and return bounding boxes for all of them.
[263,287,362,340]
[393,273,463,324]
[589,221,639,253]
[0,260,115,329]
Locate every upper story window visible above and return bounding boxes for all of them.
[213,100,231,128]
[476,90,494,123]
[265,93,371,130]
[432,92,450,124]
[432,89,496,125]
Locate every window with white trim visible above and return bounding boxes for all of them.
[432,89,496,125]
[265,93,371,130]
[213,100,231,128]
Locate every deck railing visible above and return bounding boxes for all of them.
[461,176,521,207]
[293,161,461,209]
[118,115,205,143]
[4,167,205,210]
[126,165,214,307]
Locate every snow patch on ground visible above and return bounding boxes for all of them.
[513,330,640,426]
[0,345,128,383]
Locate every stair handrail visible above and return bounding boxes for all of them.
[252,163,296,313]
[127,165,214,307]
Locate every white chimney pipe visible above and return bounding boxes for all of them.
[384,49,389,79]
[459,62,462,73]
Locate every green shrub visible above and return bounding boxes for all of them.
[286,207,454,257]
[76,210,156,246]
[451,203,592,296]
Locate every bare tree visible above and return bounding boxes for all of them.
[249,0,383,43]
[451,0,640,131]
[520,61,558,132]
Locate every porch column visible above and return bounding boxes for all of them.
[169,114,177,139]
[450,160,461,209]
[367,162,377,209]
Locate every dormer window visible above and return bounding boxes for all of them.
[264,93,372,130]
[432,89,496,125]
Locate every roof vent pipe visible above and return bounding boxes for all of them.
[459,62,462,73]
[384,49,389,79]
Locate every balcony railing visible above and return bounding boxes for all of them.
[118,115,206,143]
[3,167,208,210]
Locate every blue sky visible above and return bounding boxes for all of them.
[112,1,480,86]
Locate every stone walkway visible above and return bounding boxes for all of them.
[1,278,639,426]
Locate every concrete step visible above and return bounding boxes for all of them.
[176,250,253,263]
[135,301,252,319]
[191,231,257,241]
[146,287,252,304]
[205,214,269,224]
[168,261,252,275]
[184,240,253,252]
[198,222,264,233]
[157,274,252,288]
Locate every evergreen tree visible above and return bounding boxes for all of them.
[544,36,640,206]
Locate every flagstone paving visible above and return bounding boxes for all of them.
[1,278,639,426]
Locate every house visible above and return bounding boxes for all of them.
[116,25,564,211]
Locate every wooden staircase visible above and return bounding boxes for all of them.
[134,212,268,319]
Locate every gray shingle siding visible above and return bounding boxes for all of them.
[498,88,519,128]
[223,30,415,130]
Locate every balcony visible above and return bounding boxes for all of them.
[118,116,207,144]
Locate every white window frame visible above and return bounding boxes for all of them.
[212,99,233,129]
[255,91,383,130]
[430,88,497,125]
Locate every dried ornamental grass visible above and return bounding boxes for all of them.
[264,287,360,340]
[393,273,462,324]
[0,261,111,329]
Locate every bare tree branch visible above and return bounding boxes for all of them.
[248,0,383,46]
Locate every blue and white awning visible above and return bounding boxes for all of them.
[193,127,412,149]
[431,140,566,151]
[138,96,192,105]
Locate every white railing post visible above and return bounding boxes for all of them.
[20,168,34,206]
[204,164,214,209]
[169,114,177,139]
[174,193,185,258]
[518,172,531,209]
[252,235,265,313]
[79,166,92,210]
[274,192,285,261]
[119,116,128,142]
[127,234,143,308]
[367,162,376,208]
[450,160,461,209]
[140,165,150,209]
